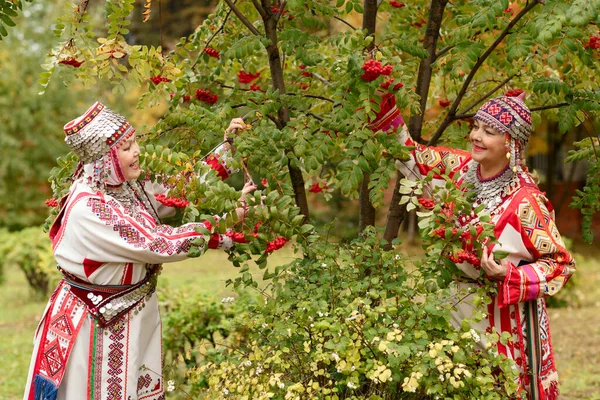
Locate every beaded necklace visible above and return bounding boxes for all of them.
[463,161,518,213]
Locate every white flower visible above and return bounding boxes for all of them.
[318,311,324,317]
[256,365,263,375]
[347,381,357,389]
[223,388,230,395]
[245,360,252,367]
[278,382,285,389]
[439,375,445,382]
[221,297,235,303]
[321,263,327,268]
[395,254,401,261]
[331,352,340,362]
[166,380,175,392]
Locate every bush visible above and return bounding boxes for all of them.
[186,224,520,399]
[159,286,261,397]
[3,227,59,300]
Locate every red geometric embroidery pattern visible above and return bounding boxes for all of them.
[137,373,152,392]
[43,339,64,377]
[49,313,74,340]
[106,321,126,400]
[499,112,513,124]
[487,104,501,115]
[114,223,145,247]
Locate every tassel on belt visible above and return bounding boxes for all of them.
[59,265,160,328]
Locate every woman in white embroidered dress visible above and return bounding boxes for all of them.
[384,92,576,400]
[24,102,255,400]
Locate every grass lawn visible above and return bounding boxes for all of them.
[0,242,598,399]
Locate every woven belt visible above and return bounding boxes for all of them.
[59,264,161,327]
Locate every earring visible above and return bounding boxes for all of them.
[505,137,511,160]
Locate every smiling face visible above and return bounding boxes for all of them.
[117,134,141,181]
[469,119,510,177]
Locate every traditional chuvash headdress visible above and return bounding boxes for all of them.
[63,102,158,219]
[64,102,134,186]
[472,92,532,173]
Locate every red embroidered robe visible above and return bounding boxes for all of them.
[396,126,576,399]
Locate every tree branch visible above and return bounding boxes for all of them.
[434,44,454,61]
[191,7,234,69]
[251,0,267,18]
[455,102,569,120]
[456,73,518,116]
[407,0,449,142]
[427,0,542,146]
[311,72,332,86]
[530,102,568,112]
[384,0,448,246]
[334,15,356,30]
[223,0,261,36]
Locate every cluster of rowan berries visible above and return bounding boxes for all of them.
[418,198,435,209]
[361,60,393,82]
[433,227,458,239]
[308,182,327,193]
[59,58,84,68]
[266,237,288,253]
[155,193,189,208]
[238,70,261,83]
[584,35,600,50]
[225,230,249,243]
[270,4,294,20]
[150,75,170,84]
[439,99,451,108]
[390,0,405,7]
[195,89,218,104]
[448,250,481,267]
[204,47,220,59]
[249,84,262,91]
[45,198,58,207]
[169,93,192,102]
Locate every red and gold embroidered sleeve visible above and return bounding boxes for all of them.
[499,193,576,306]
[204,143,236,180]
[68,196,232,265]
[396,125,472,181]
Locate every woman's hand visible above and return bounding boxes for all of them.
[223,118,247,151]
[480,246,509,281]
[236,180,258,221]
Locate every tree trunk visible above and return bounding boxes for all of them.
[262,4,310,220]
[383,0,448,248]
[358,0,379,233]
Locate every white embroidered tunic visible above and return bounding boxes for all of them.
[24,151,235,400]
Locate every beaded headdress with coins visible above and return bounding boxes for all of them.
[64,102,135,164]
[61,102,161,222]
[473,92,532,173]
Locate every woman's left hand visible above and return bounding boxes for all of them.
[480,246,509,281]
[223,118,247,149]
[235,180,258,222]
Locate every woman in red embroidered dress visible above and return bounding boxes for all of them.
[377,92,576,399]
[24,102,255,400]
